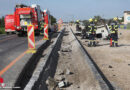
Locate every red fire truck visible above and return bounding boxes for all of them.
[14,4,43,36]
[5,15,16,34]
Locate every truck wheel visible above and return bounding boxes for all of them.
[35,30,40,36]
[11,32,16,34]
[6,32,9,35]
[17,32,24,37]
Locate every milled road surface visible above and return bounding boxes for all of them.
[0,34,43,89]
[53,27,101,90]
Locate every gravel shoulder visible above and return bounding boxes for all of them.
[73,25,130,90]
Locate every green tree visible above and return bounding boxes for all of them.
[0,16,5,27]
[93,15,102,21]
[82,20,89,26]
[50,15,56,25]
[118,16,124,23]
[0,16,5,34]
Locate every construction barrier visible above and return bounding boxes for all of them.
[27,25,36,53]
[58,24,61,31]
[110,38,112,46]
[58,18,63,31]
[43,24,49,40]
[43,10,49,40]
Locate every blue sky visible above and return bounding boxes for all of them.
[0,0,130,21]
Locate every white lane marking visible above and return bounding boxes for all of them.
[0,35,16,40]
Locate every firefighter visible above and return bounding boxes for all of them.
[94,19,98,25]
[88,18,97,47]
[40,19,44,33]
[81,27,87,39]
[76,20,80,31]
[76,20,80,24]
[81,22,89,39]
[109,17,118,47]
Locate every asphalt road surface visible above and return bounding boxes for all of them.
[0,34,43,89]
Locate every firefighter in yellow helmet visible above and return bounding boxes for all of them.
[94,19,97,22]
[88,18,97,47]
[94,19,98,25]
[89,18,93,22]
[76,20,80,31]
[109,17,119,47]
[40,19,44,32]
[113,17,118,21]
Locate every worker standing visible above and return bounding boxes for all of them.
[76,20,80,31]
[88,18,97,47]
[81,27,87,39]
[40,19,44,33]
[109,17,119,47]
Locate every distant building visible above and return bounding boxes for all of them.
[124,11,130,24]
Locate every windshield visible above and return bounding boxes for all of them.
[20,14,32,26]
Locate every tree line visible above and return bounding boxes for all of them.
[82,15,124,26]
[0,16,5,28]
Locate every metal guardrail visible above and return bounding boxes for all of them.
[70,27,114,90]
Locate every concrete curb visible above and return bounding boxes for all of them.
[70,27,113,90]
[13,38,50,90]
[24,28,65,90]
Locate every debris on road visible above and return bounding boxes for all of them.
[58,81,65,88]
[61,45,72,52]
[65,68,73,75]
[54,28,102,90]
[108,65,113,68]
[57,69,64,75]
[55,75,65,81]
[46,77,58,90]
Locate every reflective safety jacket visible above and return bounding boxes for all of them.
[76,21,80,25]
[40,22,44,30]
[109,21,118,34]
[88,23,97,34]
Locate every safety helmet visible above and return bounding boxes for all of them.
[76,20,80,22]
[89,18,93,22]
[113,17,118,21]
[94,19,97,22]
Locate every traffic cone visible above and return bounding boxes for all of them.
[110,38,112,47]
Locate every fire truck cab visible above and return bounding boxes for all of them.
[14,4,43,36]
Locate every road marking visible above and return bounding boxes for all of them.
[0,35,16,40]
[0,38,43,76]
[0,35,17,43]
[0,50,28,76]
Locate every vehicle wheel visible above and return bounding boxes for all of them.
[35,30,40,36]
[17,32,23,37]
[11,32,16,34]
[6,32,9,35]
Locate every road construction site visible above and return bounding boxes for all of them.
[0,32,60,90]
[22,26,110,90]
[0,26,107,90]
[0,24,130,90]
